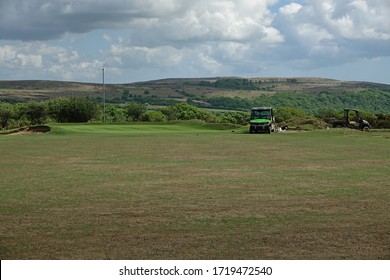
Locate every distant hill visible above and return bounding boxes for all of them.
[1,77,390,113]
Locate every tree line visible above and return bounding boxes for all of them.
[0,98,250,130]
[1,97,389,130]
[0,98,98,129]
[117,87,390,115]
[206,90,390,114]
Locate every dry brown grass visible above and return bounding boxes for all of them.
[0,126,389,259]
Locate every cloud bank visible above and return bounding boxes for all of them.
[0,0,389,83]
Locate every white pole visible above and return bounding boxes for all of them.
[102,67,106,124]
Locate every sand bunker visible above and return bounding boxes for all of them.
[7,125,51,135]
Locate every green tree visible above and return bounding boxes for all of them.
[161,103,214,121]
[141,111,168,122]
[124,102,147,121]
[315,108,338,123]
[220,111,250,125]
[0,102,15,129]
[105,105,126,123]
[19,101,47,125]
[275,107,306,123]
[375,113,390,128]
[48,97,98,123]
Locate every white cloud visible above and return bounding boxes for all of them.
[279,3,303,15]
[0,46,17,68]
[0,0,280,43]
[307,0,390,40]
[196,51,223,74]
[0,42,103,81]
[102,34,112,43]
[107,40,184,70]
[273,0,390,68]
[17,53,43,68]
[0,45,43,69]
[0,0,389,83]
[216,42,251,60]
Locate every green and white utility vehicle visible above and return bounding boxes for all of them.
[332,108,371,131]
[249,107,276,134]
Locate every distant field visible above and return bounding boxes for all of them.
[0,124,389,259]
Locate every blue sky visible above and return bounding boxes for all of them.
[0,0,389,84]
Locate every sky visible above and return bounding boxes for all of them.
[0,0,389,84]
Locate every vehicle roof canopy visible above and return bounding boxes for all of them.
[251,107,273,111]
[344,108,360,112]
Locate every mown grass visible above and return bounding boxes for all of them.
[0,124,389,259]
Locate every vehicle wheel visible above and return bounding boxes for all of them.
[363,126,370,132]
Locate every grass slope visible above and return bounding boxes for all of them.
[51,122,240,134]
[0,125,389,259]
